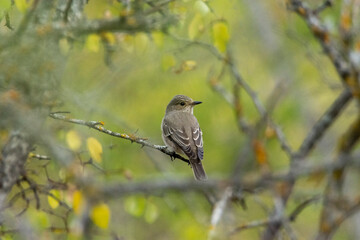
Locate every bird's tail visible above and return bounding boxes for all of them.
[190,160,207,181]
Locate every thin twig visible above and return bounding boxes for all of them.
[230,196,320,236]
[208,187,233,239]
[296,89,352,159]
[49,112,190,164]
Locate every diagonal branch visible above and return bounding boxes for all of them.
[229,196,320,236]
[49,112,190,164]
[296,88,352,158]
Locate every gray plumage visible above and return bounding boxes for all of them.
[161,95,207,181]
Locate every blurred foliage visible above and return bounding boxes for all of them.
[0,0,358,239]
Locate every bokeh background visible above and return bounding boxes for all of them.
[1,0,359,239]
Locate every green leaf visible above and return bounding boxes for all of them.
[212,21,230,53]
[144,202,159,223]
[188,14,203,40]
[194,0,210,16]
[124,196,146,217]
[27,208,50,229]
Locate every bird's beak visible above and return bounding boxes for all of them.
[192,101,202,105]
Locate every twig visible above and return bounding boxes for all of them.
[29,153,51,160]
[4,12,14,30]
[208,187,233,239]
[86,154,360,198]
[229,196,320,236]
[49,112,190,164]
[262,1,356,238]
[171,35,293,157]
[314,0,333,14]
[296,89,352,159]
[317,115,360,240]
[52,14,176,36]
[287,0,355,92]
[144,0,174,15]
[63,0,73,23]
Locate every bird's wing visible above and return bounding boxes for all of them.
[192,127,204,160]
[162,119,197,159]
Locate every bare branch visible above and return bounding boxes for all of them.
[49,112,190,164]
[208,187,233,239]
[296,89,353,158]
[0,133,31,193]
[230,196,320,236]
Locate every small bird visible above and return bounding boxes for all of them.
[161,95,207,181]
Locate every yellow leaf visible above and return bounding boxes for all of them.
[90,203,110,229]
[14,0,27,13]
[85,34,101,52]
[101,32,116,45]
[48,189,61,209]
[161,54,176,71]
[188,14,203,40]
[87,137,103,163]
[182,60,197,71]
[66,130,81,151]
[212,21,230,53]
[73,190,84,215]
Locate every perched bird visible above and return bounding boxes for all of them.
[161,95,207,181]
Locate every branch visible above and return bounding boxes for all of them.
[171,35,293,157]
[313,0,333,14]
[49,112,190,164]
[317,115,360,240]
[296,88,352,158]
[78,153,360,198]
[52,13,176,36]
[208,187,233,239]
[262,0,357,237]
[0,133,31,209]
[229,196,320,236]
[287,0,356,93]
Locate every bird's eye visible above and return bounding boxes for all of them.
[180,102,185,106]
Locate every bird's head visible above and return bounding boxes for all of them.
[166,95,202,114]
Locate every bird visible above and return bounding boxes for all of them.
[161,95,207,181]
